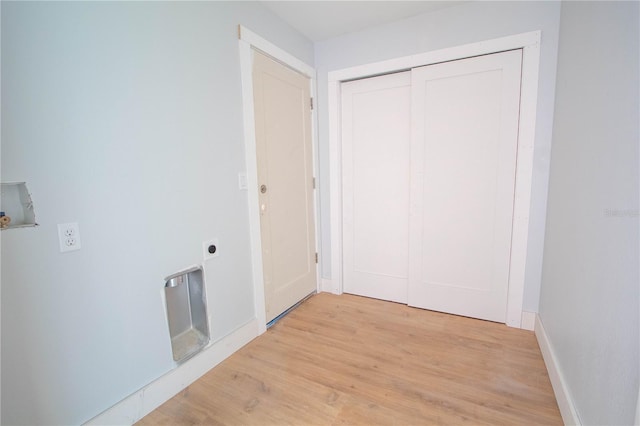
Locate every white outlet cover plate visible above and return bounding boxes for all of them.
[58,222,82,252]
[203,238,219,260]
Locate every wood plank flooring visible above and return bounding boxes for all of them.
[138,293,562,425]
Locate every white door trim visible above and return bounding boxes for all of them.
[328,31,542,328]
[239,26,319,334]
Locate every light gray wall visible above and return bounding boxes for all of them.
[539,2,639,424]
[314,1,561,312]
[0,2,312,424]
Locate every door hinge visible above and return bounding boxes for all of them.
[312,177,316,189]
[310,97,314,110]
[315,252,318,263]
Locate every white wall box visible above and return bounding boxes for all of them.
[0,182,38,229]
[164,266,210,364]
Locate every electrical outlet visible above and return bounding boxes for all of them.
[58,222,82,253]
[203,238,219,260]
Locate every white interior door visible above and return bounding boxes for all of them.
[252,50,317,323]
[408,50,522,322]
[341,72,411,303]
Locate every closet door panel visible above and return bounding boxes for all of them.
[408,50,523,322]
[342,72,411,303]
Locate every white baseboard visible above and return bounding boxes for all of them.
[535,314,581,425]
[635,387,640,426]
[521,311,536,331]
[85,319,259,425]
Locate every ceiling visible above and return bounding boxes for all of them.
[260,1,467,42]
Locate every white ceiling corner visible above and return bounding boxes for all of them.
[260,1,467,42]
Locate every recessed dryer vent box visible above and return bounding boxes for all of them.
[164,266,210,364]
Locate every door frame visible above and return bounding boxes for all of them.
[239,26,320,335]
[328,31,542,329]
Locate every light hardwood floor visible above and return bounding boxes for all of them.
[138,293,562,425]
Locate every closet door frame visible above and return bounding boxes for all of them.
[327,31,542,329]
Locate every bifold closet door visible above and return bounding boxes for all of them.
[341,72,411,304]
[408,50,522,323]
